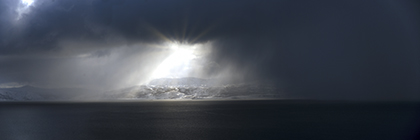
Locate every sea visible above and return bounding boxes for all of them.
[0,100,419,140]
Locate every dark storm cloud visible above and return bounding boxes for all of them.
[0,0,281,54]
[0,0,419,99]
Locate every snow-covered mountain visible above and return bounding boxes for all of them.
[0,78,283,101]
[0,86,101,101]
[103,78,283,100]
[149,77,213,86]
[0,86,44,101]
[102,84,281,100]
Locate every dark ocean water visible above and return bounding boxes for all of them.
[0,100,419,140]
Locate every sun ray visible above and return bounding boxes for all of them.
[141,22,172,43]
[190,23,219,43]
[181,15,189,43]
[151,42,200,80]
[22,0,34,6]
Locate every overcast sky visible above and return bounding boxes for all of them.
[0,0,419,100]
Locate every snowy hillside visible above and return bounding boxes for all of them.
[0,87,44,101]
[0,86,102,101]
[0,78,284,101]
[103,84,281,100]
[149,77,213,86]
[103,78,282,100]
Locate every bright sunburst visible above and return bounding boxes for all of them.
[22,0,34,6]
[16,0,35,20]
[151,42,200,79]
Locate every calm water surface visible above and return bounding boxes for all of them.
[0,100,419,140]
